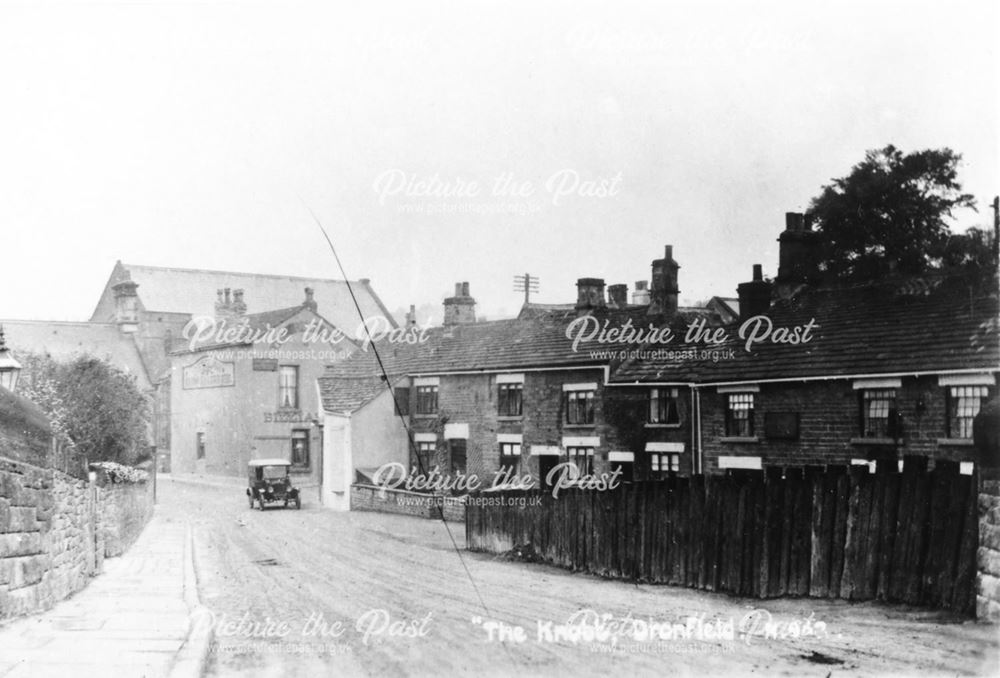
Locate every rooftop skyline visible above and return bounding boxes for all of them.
[1,0,995,324]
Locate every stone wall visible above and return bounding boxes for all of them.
[0,454,154,621]
[0,457,97,618]
[351,483,466,522]
[99,479,154,558]
[977,473,1000,621]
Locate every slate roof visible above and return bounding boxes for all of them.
[318,375,397,415]
[173,305,355,354]
[612,272,1000,384]
[90,261,396,333]
[318,304,722,413]
[0,320,153,390]
[707,297,740,324]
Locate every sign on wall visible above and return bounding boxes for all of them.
[252,358,278,371]
[182,355,236,390]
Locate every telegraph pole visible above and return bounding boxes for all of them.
[992,195,999,268]
[513,273,539,304]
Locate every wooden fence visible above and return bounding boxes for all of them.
[466,463,979,614]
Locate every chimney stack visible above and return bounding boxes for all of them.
[632,280,650,305]
[443,282,476,326]
[648,245,679,315]
[575,278,607,315]
[607,284,628,308]
[737,264,773,322]
[232,289,247,315]
[112,273,139,333]
[215,287,247,320]
[404,304,418,328]
[775,212,820,298]
[302,287,317,312]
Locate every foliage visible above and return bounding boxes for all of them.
[16,353,149,464]
[92,461,149,484]
[15,352,74,444]
[807,145,978,281]
[941,226,997,275]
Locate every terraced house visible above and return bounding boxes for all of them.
[317,247,724,510]
[608,213,1000,476]
[319,214,999,513]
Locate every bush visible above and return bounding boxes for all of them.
[92,461,149,484]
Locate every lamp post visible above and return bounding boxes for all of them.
[0,326,21,392]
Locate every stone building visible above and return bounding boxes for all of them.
[167,289,360,484]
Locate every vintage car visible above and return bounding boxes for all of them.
[247,458,301,510]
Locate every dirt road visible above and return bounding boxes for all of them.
[157,478,999,677]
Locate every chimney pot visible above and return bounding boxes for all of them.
[461,282,470,296]
[785,212,804,232]
[632,280,650,305]
[737,264,773,321]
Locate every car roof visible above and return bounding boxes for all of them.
[248,458,292,467]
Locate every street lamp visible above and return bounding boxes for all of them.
[0,326,21,392]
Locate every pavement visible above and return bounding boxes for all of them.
[0,497,213,678]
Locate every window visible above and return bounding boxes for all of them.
[415,385,438,415]
[650,453,679,478]
[565,389,595,425]
[725,393,755,437]
[196,432,205,460]
[279,366,299,409]
[565,447,594,475]
[611,461,633,482]
[861,389,897,438]
[291,429,309,467]
[498,383,523,417]
[649,387,680,425]
[393,387,410,416]
[413,441,436,473]
[449,439,467,475]
[948,385,988,439]
[499,442,521,474]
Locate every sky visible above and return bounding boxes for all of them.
[0,0,996,324]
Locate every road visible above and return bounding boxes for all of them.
[157,478,999,677]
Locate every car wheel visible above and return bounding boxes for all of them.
[295,495,301,510]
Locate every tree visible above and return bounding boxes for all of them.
[942,226,996,275]
[807,145,977,281]
[16,353,149,465]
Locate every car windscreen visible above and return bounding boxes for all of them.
[261,466,288,479]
